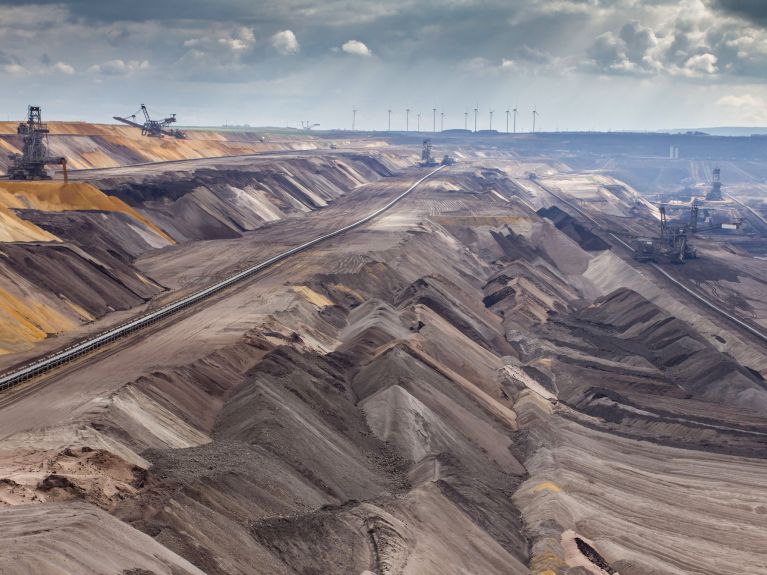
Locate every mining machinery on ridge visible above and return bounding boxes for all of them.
[419,138,456,167]
[6,106,68,181]
[634,199,742,264]
[706,167,724,201]
[420,139,436,166]
[114,104,187,139]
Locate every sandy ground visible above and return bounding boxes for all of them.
[0,501,205,574]
[0,143,766,574]
[0,149,411,359]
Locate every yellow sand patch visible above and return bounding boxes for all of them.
[134,272,162,289]
[0,287,78,349]
[78,149,122,170]
[533,481,562,493]
[332,283,365,302]
[292,285,333,308]
[530,551,568,574]
[61,297,95,322]
[0,138,19,155]
[0,181,173,243]
[532,357,553,369]
[0,205,59,242]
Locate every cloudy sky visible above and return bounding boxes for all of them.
[1,0,767,131]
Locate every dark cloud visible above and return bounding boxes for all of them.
[0,0,764,129]
[0,0,261,21]
[619,21,656,64]
[0,50,18,65]
[711,1,767,25]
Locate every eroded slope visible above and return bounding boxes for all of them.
[0,157,765,574]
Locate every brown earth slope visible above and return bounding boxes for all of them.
[0,156,765,574]
[0,121,363,173]
[0,148,408,358]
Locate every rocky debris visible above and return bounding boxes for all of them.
[2,150,767,574]
[537,206,609,251]
[0,501,205,574]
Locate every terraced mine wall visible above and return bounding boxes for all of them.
[0,122,329,173]
[1,162,766,574]
[93,154,403,241]
[0,151,405,356]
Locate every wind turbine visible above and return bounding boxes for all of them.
[505,108,510,133]
[532,107,538,133]
[512,106,518,134]
[433,106,437,132]
[464,110,468,130]
[388,109,392,132]
[352,106,358,131]
[489,109,494,131]
[440,111,445,132]
[406,108,410,132]
[473,105,478,133]
[417,112,421,132]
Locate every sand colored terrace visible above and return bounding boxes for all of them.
[0,181,172,242]
[0,181,177,353]
[0,287,78,350]
[0,121,324,172]
[0,205,58,242]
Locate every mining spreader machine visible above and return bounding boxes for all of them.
[6,105,68,182]
[634,201,742,264]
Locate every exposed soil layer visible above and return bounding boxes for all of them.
[0,121,362,173]
[0,151,407,357]
[0,140,766,574]
[93,154,399,241]
[537,206,609,251]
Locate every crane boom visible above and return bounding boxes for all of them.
[113,104,187,139]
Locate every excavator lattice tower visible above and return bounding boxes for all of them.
[7,106,68,181]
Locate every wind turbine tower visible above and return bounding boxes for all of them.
[464,111,468,130]
[512,107,518,134]
[406,108,410,132]
[532,107,538,133]
[352,107,358,131]
[388,109,392,132]
[440,111,445,132]
[473,105,478,133]
[433,107,437,132]
[417,112,421,132]
[505,108,510,133]
[489,109,494,131]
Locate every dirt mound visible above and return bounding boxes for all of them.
[0,501,204,574]
[0,181,169,241]
[2,155,767,574]
[537,205,609,251]
[0,121,325,173]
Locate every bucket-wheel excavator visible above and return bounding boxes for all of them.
[114,104,187,139]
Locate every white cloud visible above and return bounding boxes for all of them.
[51,61,75,75]
[459,56,502,76]
[271,30,299,55]
[718,94,765,108]
[684,53,718,75]
[177,26,255,73]
[2,63,26,75]
[184,27,254,53]
[717,93,767,123]
[218,37,250,51]
[341,40,372,57]
[88,59,150,75]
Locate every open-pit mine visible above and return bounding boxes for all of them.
[0,121,766,575]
